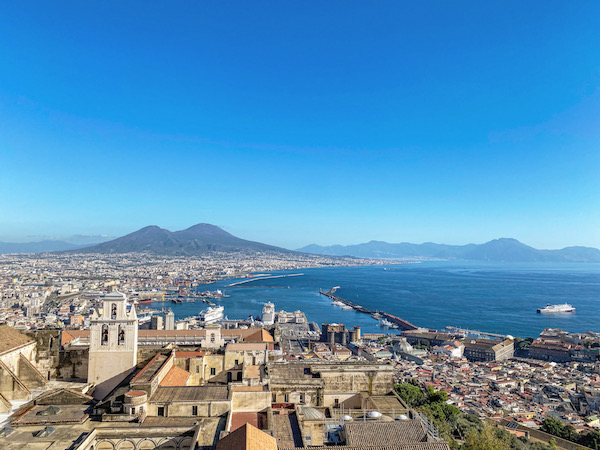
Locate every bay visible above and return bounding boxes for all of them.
[154,261,600,338]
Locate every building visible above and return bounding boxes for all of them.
[150,315,163,330]
[277,310,306,324]
[261,302,275,326]
[87,291,138,400]
[164,309,175,330]
[0,325,48,412]
[463,338,514,362]
[321,323,361,345]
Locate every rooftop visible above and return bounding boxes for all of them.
[150,386,229,403]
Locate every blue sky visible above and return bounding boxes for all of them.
[1,1,599,249]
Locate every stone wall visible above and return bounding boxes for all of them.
[231,390,271,412]
[24,329,61,379]
[59,348,89,380]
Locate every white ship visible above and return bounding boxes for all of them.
[380,319,399,329]
[332,300,353,311]
[537,303,575,314]
[138,314,152,324]
[198,305,224,323]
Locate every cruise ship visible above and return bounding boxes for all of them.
[198,305,224,323]
[537,303,575,314]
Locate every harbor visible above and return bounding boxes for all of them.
[318,287,419,331]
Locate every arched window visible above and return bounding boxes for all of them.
[118,325,125,346]
[111,303,117,320]
[101,325,109,345]
[210,333,215,343]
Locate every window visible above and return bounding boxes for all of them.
[272,393,277,402]
[195,365,200,374]
[227,372,232,382]
[101,325,109,346]
[111,303,117,320]
[234,359,239,366]
[118,325,125,346]
[237,371,242,381]
[157,406,165,417]
[210,367,216,376]
[284,393,289,402]
[192,406,198,416]
[210,333,215,343]
[131,407,135,414]
[299,393,305,404]
[334,398,339,407]
[252,355,256,365]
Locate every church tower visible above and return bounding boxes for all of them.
[88,291,138,400]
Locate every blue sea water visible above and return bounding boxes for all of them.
[154,261,600,339]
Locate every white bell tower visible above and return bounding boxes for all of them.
[88,290,138,400]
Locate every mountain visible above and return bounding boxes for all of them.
[78,223,292,255]
[297,238,600,263]
[0,240,84,254]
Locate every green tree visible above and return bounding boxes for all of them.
[540,418,567,440]
[578,429,600,449]
[464,426,510,450]
[394,382,424,407]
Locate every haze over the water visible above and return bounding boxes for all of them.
[1,2,599,249]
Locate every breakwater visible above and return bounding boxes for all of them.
[226,273,304,287]
[319,288,419,331]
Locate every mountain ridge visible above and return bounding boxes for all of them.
[0,240,86,254]
[76,223,292,255]
[297,237,600,262]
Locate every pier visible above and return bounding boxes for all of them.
[319,288,419,331]
[226,273,304,287]
[445,326,506,340]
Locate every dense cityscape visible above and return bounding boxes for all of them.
[0,251,599,449]
[2,2,599,449]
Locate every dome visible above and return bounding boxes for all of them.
[506,335,514,340]
[342,415,353,421]
[396,414,409,421]
[367,411,382,419]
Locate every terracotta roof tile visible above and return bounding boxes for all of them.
[217,423,277,450]
[159,366,190,387]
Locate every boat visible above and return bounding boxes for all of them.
[380,319,399,329]
[537,303,575,314]
[198,305,225,323]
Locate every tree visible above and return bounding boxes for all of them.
[394,382,424,407]
[540,418,567,440]
[578,429,600,449]
[464,426,510,450]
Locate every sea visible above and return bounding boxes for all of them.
[152,261,600,339]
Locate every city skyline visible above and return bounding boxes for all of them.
[1,2,599,250]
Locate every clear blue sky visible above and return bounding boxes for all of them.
[1,1,599,249]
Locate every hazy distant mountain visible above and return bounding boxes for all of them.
[0,240,84,254]
[61,234,115,245]
[78,223,292,255]
[297,238,600,262]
